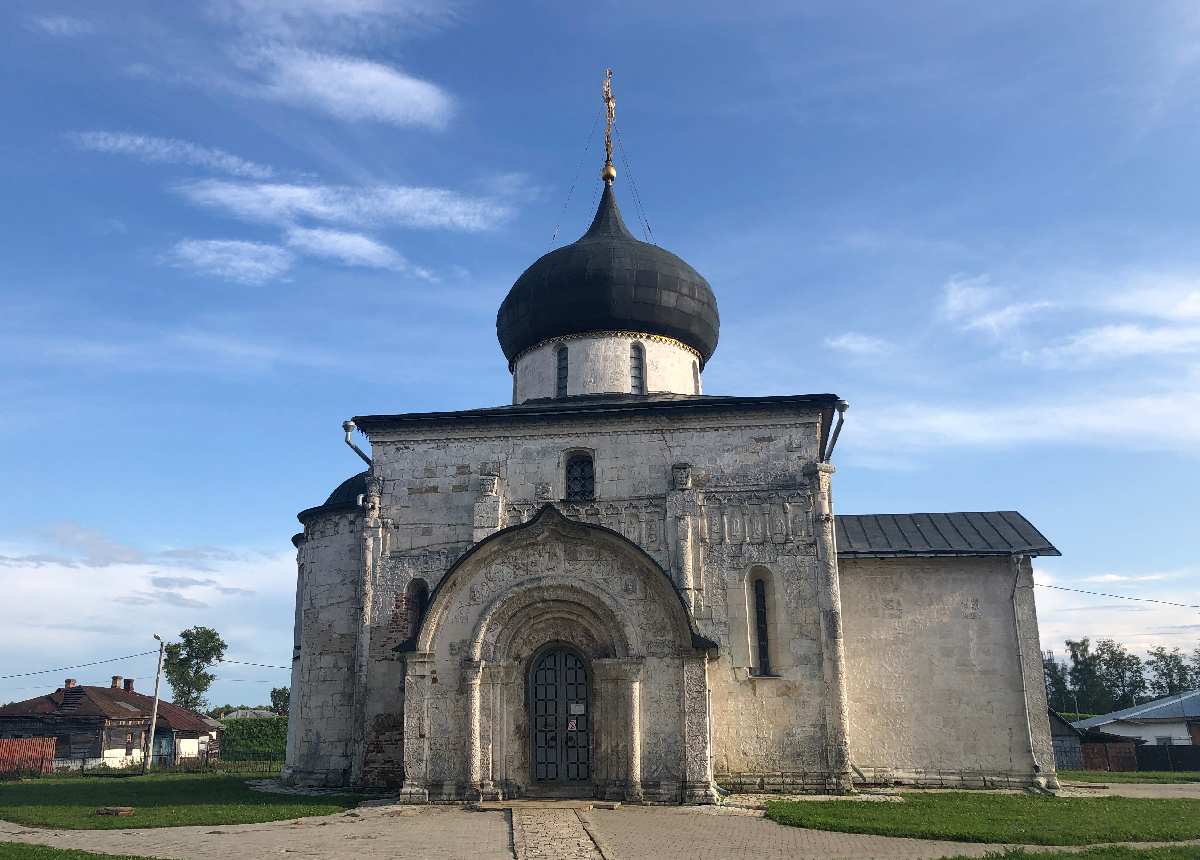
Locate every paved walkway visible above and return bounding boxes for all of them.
[3,798,1200,860]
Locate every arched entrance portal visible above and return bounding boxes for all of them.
[399,505,719,804]
[531,646,590,786]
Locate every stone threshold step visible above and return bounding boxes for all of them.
[475,800,621,810]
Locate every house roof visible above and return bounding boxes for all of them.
[1074,689,1200,729]
[1049,708,1081,737]
[0,686,213,734]
[836,511,1060,558]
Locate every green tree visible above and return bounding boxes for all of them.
[1043,651,1071,713]
[270,686,290,715]
[1065,638,1111,714]
[1096,638,1146,708]
[164,626,227,711]
[1146,646,1195,697]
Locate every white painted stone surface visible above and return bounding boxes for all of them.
[285,401,1055,796]
[512,334,701,403]
[841,556,1057,788]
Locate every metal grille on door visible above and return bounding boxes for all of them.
[531,648,589,782]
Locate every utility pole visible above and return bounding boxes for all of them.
[143,635,165,775]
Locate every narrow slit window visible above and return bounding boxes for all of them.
[630,343,645,394]
[754,578,771,676]
[565,454,595,501]
[692,361,700,395]
[407,578,430,637]
[556,347,569,398]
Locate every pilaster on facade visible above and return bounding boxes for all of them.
[803,462,853,791]
[1013,555,1060,790]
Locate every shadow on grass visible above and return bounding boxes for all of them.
[765,792,1200,845]
[0,772,362,830]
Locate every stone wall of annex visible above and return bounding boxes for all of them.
[840,555,1056,787]
[284,509,363,785]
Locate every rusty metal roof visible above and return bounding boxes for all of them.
[835,511,1060,558]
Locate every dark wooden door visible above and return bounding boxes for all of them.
[531,648,590,783]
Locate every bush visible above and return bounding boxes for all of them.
[219,717,287,762]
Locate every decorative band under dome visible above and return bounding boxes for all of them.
[508,331,701,372]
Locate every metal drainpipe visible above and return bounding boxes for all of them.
[343,420,371,466]
[1011,556,1041,776]
[823,400,849,463]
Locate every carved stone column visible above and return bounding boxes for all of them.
[464,660,483,800]
[682,654,718,804]
[398,651,431,803]
[803,462,853,792]
[594,657,643,802]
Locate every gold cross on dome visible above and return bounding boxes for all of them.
[602,70,617,182]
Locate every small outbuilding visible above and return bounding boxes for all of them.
[1049,709,1083,771]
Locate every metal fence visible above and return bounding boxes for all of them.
[1135,744,1200,772]
[3,753,282,779]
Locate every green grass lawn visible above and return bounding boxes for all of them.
[950,850,1200,860]
[1059,771,1200,784]
[0,772,362,830]
[0,846,160,860]
[765,793,1200,845]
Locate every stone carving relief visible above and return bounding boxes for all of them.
[507,500,667,557]
[701,492,814,546]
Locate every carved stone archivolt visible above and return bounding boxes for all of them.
[395,505,716,803]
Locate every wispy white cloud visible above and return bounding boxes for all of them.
[845,390,1200,457]
[286,227,403,269]
[0,530,295,702]
[0,521,251,572]
[1035,567,1200,659]
[1040,323,1200,362]
[30,15,94,36]
[1079,573,1170,583]
[176,179,509,231]
[826,332,889,354]
[207,0,453,43]
[170,239,294,284]
[941,274,1049,335]
[238,47,453,128]
[71,132,274,179]
[1099,283,1200,322]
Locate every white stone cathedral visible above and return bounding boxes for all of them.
[283,154,1061,801]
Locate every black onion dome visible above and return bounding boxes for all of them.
[497,183,720,367]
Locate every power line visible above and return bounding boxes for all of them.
[0,651,158,680]
[0,654,289,681]
[1036,583,1200,610]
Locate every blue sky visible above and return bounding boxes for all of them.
[3,0,1199,706]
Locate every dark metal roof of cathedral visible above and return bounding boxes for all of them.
[496,182,720,368]
[295,471,368,527]
[836,511,1060,558]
